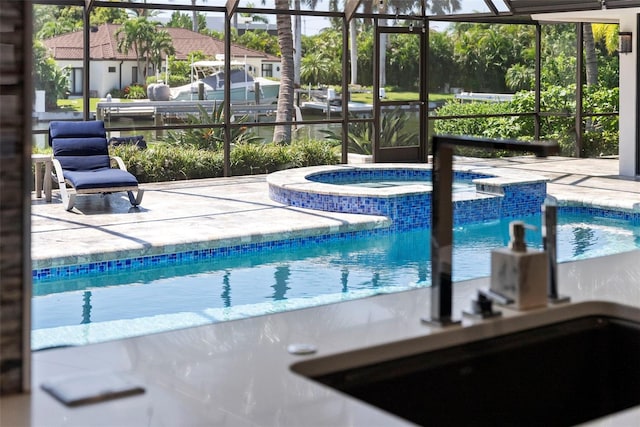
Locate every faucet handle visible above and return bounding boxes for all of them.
[480,288,515,306]
[463,289,503,319]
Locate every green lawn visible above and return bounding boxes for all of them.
[350,91,453,104]
[57,98,132,112]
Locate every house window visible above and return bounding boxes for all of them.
[108,66,116,73]
[262,63,273,78]
[132,66,138,84]
[68,67,82,96]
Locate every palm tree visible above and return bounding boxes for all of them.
[126,0,160,19]
[241,3,270,24]
[190,0,207,32]
[38,20,80,39]
[149,29,175,77]
[294,1,302,86]
[584,23,619,87]
[349,18,359,85]
[300,52,335,85]
[583,23,617,134]
[426,0,461,14]
[293,0,319,87]
[583,23,598,87]
[506,63,534,91]
[192,0,198,32]
[116,17,157,83]
[273,0,295,143]
[377,0,389,88]
[592,23,620,55]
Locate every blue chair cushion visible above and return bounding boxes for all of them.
[63,168,139,190]
[52,137,111,170]
[52,137,109,157]
[56,155,112,171]
[49,120,107,141]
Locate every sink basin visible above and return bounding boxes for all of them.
[292,302,640,426]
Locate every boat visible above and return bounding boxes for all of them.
[169,60,280,104]
[299,88,373,117]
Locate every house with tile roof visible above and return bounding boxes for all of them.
[42,24,281,98]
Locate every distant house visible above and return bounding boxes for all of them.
[42,24,281,98]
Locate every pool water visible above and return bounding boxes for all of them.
[32,212,640,350]
[333,180,473,192]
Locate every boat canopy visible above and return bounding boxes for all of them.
[191,60,249,81]
[201,69,255,91]
[191,60,247,69]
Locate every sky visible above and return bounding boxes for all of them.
[155,0,500,36]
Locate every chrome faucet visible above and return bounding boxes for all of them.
[424,135,559,326]
[542,201,571,304]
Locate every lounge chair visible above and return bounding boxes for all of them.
[49,120,144,211]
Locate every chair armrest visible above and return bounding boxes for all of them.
[109,155,128,171]
[51,158,66,186]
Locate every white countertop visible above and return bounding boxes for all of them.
[3,250,640,426]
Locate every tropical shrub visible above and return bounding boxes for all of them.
[164,104,263,150]
[231,142,290,175]
[320,108,417,155]
[111,144,224,182]
[434,101,515,138]
[33,41,69,110]
[380,108,420,148]
[107,87,126,98]
[433,85,619,157]
[321,120,372,155]
[166,52,208,87]
[230,139,339,175]
[111,139,339,183]
[146,73,189,87]
[289,138,341,167]
[123,84,147,99]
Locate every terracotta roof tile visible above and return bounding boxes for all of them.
[41,23,280,62]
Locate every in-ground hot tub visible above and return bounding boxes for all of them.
[267,164,550,231]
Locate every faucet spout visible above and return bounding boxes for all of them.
[542,201,571,304]
[424,135,559,326]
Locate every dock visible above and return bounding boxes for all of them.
[300,100,373,118]
[96,100,278,123]
[454,92,515,102]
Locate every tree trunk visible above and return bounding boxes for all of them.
[273,0,294,143]
[192,0,198,32]
[583,23,598,86]
[350,19,358,85]
[144,55,150,82]
[378,2,388,88]
[294,0,302,87]
[583,23,598,134]
[134,42,144,84]
[379,31,387,88]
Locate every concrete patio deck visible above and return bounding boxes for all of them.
[30,156,640,269]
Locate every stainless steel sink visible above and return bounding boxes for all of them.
[291,302,640,426]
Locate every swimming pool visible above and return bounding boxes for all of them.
[268,164,550,230]
[32,208,640,350]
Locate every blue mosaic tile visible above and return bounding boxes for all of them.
[33,228,395,282]
[559,206,640,224]
[272,169,545,231]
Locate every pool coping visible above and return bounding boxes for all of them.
[31,215,393,270]
[267,163,552,232]
[266,163,550,198]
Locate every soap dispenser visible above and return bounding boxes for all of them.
[490,221,548,310]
